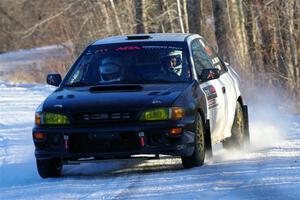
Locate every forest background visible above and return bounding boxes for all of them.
[0,0,299,112]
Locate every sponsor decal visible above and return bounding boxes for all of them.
[53,104,63,108]
[208,98,218,109]
[115,46,141,51]
[47,75,56,85]
[211,57,220,65]
[205,46,213,57]
[152,100,162,104]
[202,85,218,109]
[207,70,216,79]
[94,48,108,53]
[142,46,182,50]
[82,113,130,121]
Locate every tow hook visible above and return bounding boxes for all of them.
[138,132,145,147]
[64,135,69,150]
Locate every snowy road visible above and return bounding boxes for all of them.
[0,83,299,199]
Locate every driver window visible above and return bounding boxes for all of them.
[191,39,214,76]
[199,39,227,74]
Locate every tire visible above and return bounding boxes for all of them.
[36,158,63,178]
[181,113,205,168]
[223,101,246,149]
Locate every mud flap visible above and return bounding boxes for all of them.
[204,119,213,159]
[242,105,250,144]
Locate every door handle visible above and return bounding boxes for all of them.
[222,87,226,94]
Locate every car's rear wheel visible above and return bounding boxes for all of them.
[223,101,247,149]
[36,158,63,178]
[181,113,205,168]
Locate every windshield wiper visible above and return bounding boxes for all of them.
[140,79,175,84]
[65,79,177,87]
[64,81,94,87]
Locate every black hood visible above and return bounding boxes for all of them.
[42,83,190,113]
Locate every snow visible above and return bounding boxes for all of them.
[0,44,69,65]
[0,83,299,200]
[0,45,70,82]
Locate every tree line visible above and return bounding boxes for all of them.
[0,0,299,109]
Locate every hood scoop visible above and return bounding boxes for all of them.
[56,94,75,99]
[148,91,172,96]
[89,84,143,92]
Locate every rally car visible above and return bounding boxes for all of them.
[33,33,250,178]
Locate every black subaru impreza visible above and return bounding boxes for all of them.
[33,33,249,178]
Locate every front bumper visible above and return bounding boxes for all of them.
[33,121,196,160]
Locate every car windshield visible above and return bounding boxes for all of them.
[64,42,191,86]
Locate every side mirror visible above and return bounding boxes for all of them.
[199,68,220,82]
[47,73,62,87]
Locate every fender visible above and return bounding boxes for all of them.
[197,109,213,159]
[204,119,213,159]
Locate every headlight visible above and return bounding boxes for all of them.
[35,112,70,125]
[140,107,184,121]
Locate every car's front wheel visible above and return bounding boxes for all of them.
[36,158,63,178]
[181,113,205,168]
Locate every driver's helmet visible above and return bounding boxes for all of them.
[160,50,182,75]
[99,57,122,83]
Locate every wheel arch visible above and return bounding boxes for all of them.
[197,108,213,158]
[197,108,206,126]
[237,95,245,106]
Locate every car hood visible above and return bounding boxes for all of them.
[42,83,190,113]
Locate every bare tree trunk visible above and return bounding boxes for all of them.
[244,0,265,81]
[274,5,289,85]
[187,0,201,34]
[212,0,230,61]
[294,0,300,89]
[229,0,250,73]
[99,2,112,36]
[243,0,256,74]
[134,0,147,34]
[182,0,189,33]
[125,0,135,33]
[213,0,251,78]
[0,6,25,50]
[287,0,298,86]
[176,0,185,33]
[161,0,175,32]
[253,0,288,88]
[277,1,295,84]
[109,0,124,35]
[253,0,274,74]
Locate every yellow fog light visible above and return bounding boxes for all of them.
[140,108,169,121]
[44,113,69,125]
[35,112,70,125]
[140,107,185,121]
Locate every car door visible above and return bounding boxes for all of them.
[190,38,227,143]
[201,43,238,139]
[213,57,238,139]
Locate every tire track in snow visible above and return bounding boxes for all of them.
[0,84,300,200]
